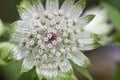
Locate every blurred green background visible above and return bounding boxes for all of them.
[0,0,120,80]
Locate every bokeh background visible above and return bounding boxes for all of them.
[0,0,120,80]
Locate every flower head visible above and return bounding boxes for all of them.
[12,0,98,79]
[84,7,113,44]
[84,7,112,35]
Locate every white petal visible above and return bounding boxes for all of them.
[13,20,32,28]
[77,32,93,39]
[70,51,90,67]
[84,7,111,35]
[76,14,95,29]
[13,47,26,60]
[36,0,45,13]
[18,1,38,20]
[21,53,36,73]
[18,0,44,20]
[59,59,73,73]
[68,0,86,19]
[12,20,33,42]
[36,64,58,79]
[79,45,94,50]
[60,0,74,14]
[35,0,46,22]
[76,32,95,50]
[78,38,94,45]
[46,0,59,11]
[59,18,67,30]
[17,0,31,19]
[85,23,111,35]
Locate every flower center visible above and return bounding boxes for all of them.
[43,32,62,48]
[46,32,59,43]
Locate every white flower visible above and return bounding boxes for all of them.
[12,0,98,79]
[84,7,113,44]
[84,7,112,35]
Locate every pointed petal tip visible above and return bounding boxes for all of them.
[21,57,35,73]
[46,0,59,11]
[75,0,86,8]
[70,51,91,67]
[21,65,31,73]
[86,14,95,22]
[82,58,91,67]
[18,0,31,9]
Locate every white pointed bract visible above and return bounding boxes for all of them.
[84,7,112,35]
[12,0,98,79]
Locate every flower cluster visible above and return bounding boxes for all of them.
[12,0,98,79]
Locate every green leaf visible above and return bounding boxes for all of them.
[71,61,93,80]
[58,74,78,80]
[102,2,120,33]
[113,62,120,80]
[57,71,78,80]
[17,68,39,80]
[0,61,22,80]
[0,42,15,60]
[103,0,120,11]
[0,23,14,42]
[0,58,6,65]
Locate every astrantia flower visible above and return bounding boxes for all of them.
[84,7,112,35]
[84,7,113,44]
[12,0,98,79]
